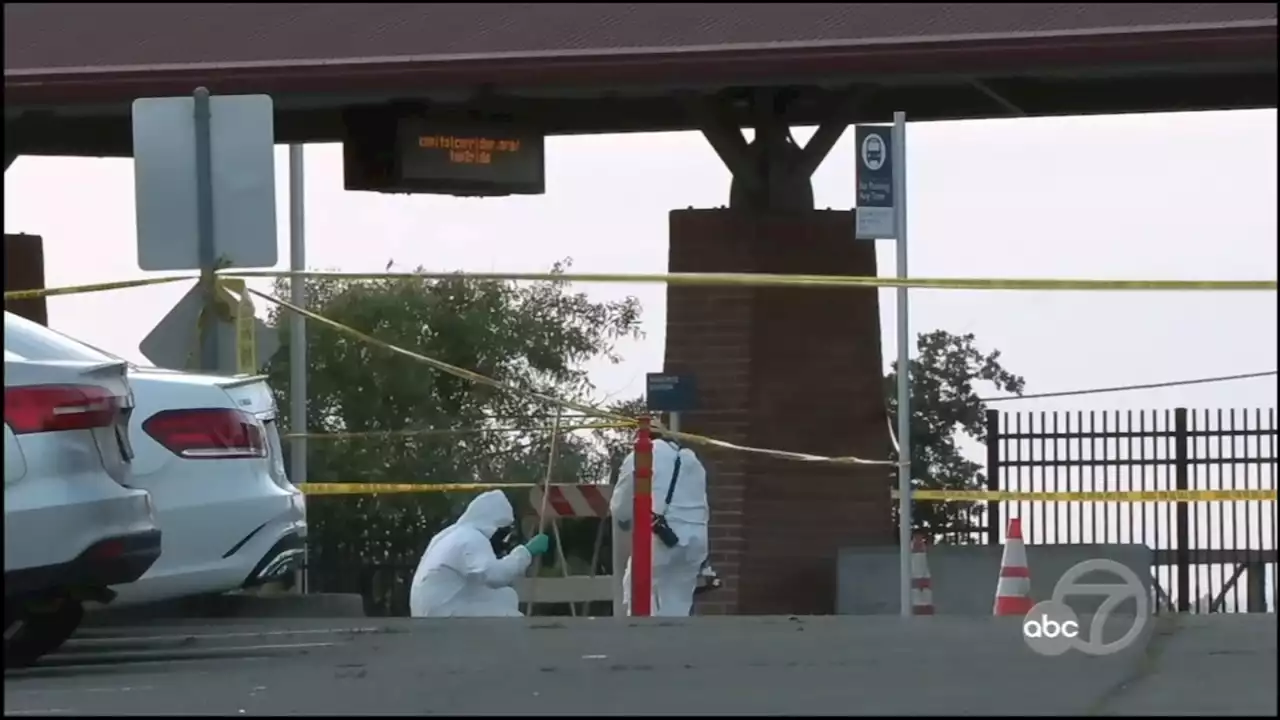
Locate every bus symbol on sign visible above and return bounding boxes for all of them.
[861,132,887,171]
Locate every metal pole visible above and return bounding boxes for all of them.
[193,87,220,373]
[892,111,913,617]
[288,144,309,592]
[668,412,681,435]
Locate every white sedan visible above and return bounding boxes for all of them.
[4,312,307,607]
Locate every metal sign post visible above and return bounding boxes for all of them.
[288,144,310,593]
[891,112,913,619]
[192,88,220,371]
[132,89,278,375]
[855,116,913,617]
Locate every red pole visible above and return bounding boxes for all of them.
[631,415,653,616]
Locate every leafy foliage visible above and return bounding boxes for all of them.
[885,330,1026,543]
[265,257,1020,610]
[264,259,642,608]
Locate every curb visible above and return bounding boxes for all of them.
[83,593,367,626]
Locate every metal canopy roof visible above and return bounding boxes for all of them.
[4,3,1276,158]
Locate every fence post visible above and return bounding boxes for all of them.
[985,409,1002,546]
[1174,407,1190,613]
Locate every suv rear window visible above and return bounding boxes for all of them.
[3,311,119,364]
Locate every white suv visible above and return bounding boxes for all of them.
[4,313,306,610]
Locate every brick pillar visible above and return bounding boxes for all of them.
[4,233,48,326]
[666,209,892,615]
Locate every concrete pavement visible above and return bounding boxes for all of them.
[5,614,1276,715]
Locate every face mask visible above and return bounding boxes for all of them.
[490,526,516,555]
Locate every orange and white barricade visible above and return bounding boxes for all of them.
[532,484,613,520]
[516,483,625,616]
[910,534,935,615]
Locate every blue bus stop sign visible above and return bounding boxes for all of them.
[645,373,697,413]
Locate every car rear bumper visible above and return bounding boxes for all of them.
[5,476,158,575]
[4,529,162,601]
[243,528,306,588]
[103,492,305,607]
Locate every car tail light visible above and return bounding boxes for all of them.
[143,408,267,459]
[4,384,121,434]
[90,539,126,560]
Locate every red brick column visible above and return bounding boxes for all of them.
[666,209,892,615]
[4,233,48,326]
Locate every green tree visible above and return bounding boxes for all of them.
[265,259,642,611]
[886,330,1026,544]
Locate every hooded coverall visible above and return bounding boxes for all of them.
[409,490,541,617]
[610,439,710,617]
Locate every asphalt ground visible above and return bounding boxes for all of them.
[5,614,1276,716]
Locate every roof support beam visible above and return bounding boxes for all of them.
[792,87,876,179]
[969,78,1027,117]
[690,94,762,195]
[693,87,872,211]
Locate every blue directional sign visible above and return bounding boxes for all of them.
[855,125,897,240]
[645,373,697,413]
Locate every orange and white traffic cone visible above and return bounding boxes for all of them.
[994,518,1033,616]
[910,534,935,615]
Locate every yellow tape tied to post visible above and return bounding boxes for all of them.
[185,278,257,374]
[222,278,258,375]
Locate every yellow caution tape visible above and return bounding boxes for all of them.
[184,277,258,373]
[8,271,1274,302]
[285,422,633,441]
[894,489,1278,503]
[224,278,258,375]
[301,482,535,496]
[228,270,1278,293]
[30,269,1266,469]
[248,288,894,467]
[3,275,196,301]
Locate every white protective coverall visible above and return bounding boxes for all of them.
[610,438,710,617]
[408,490,532,617]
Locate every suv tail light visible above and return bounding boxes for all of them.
[4,384,121,434]
[143,408,267,459]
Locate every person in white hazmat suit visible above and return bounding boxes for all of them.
[610,427,710,617]
[408,490,551,617]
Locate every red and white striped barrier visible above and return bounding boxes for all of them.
[528,484,613,519]
[520,484,620,614]
[910,534,935,616]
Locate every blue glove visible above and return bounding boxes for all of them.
[524,533,550,557]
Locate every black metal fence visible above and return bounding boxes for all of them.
[305,406,1276,616]
[984,407,1277,614]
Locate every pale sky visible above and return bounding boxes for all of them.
[6,109,1275,415]
[6,109,1276,607]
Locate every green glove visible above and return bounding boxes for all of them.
[524,533,550,557]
